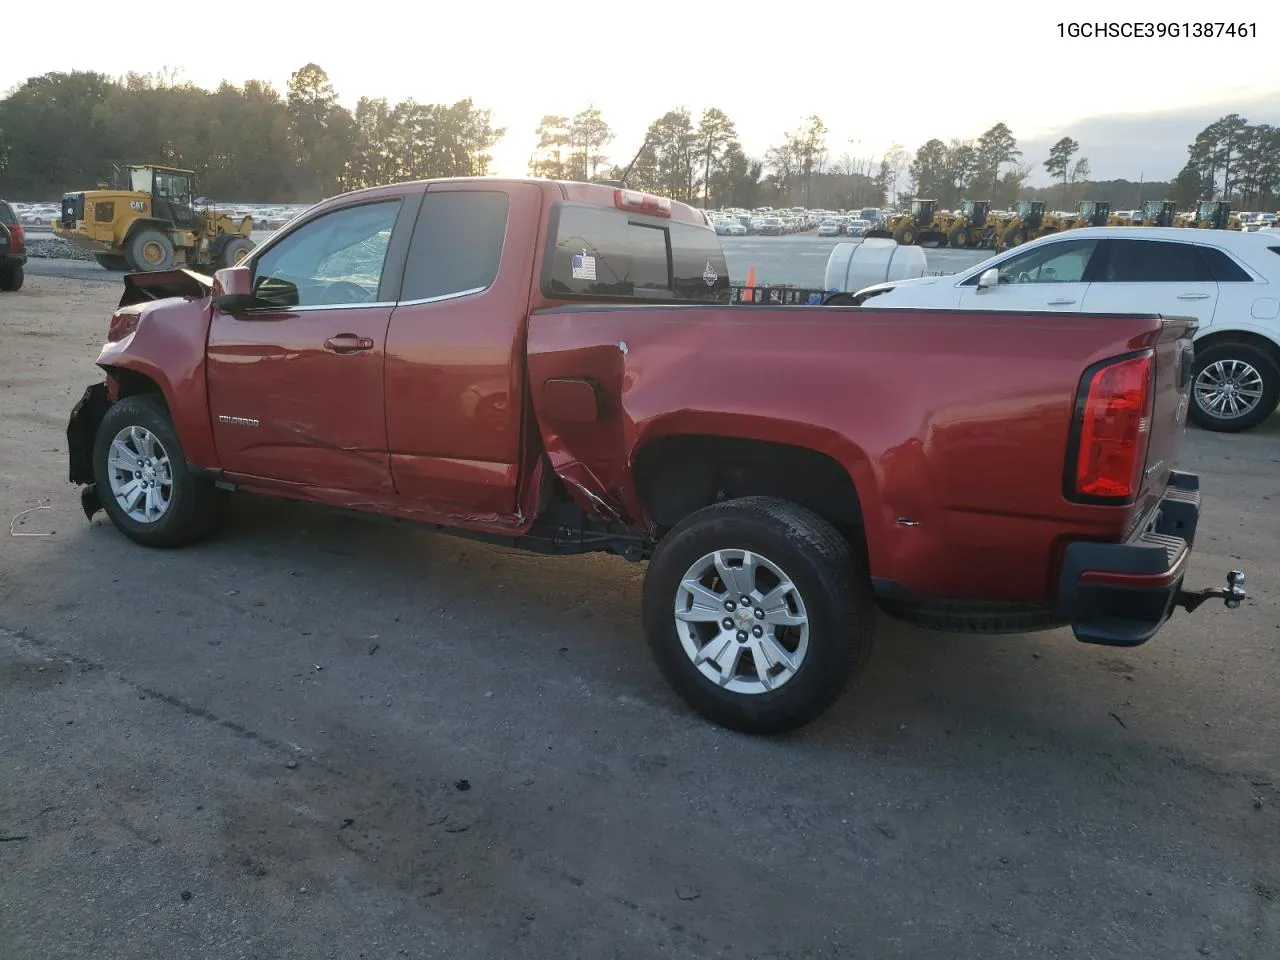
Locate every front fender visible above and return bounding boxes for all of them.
[67,382,111,485]
[93,294,220,471]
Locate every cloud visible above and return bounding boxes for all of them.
[1017,90,1280,185]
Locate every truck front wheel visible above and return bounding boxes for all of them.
[91,395,225,548]
[641,497,875,734]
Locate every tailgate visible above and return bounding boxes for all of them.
[1136,317,1197,518]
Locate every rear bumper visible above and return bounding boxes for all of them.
[1056,470,1244,647]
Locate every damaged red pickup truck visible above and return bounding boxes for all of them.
[66,178,1245,733]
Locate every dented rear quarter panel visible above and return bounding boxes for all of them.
[96,273,220,470]
[526,303,1169,602]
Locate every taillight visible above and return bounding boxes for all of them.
[1067,351,1154,503]
[10,223,24,252]
[614,189,672,218]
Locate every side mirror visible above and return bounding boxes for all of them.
[212,265,253,313]
[977,267,999,290]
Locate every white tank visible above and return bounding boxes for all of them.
[823,238,929,294]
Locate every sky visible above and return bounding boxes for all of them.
[3,0,1276,186]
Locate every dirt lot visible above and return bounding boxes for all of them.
[2,275,1279,960]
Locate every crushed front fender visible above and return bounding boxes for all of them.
[68,381,110,486]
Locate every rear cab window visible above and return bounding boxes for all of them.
[542,203,730,303]
[0,202,16,225]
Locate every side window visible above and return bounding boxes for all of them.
[546,205,671,299]
[250,199,401,309]
[400,191,510,302]
[1097,239,1214,282]
[0,202,15,225]
[1196,245,1253,282]
[994,238,1098,284]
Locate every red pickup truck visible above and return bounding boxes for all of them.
[65,178,1245,734]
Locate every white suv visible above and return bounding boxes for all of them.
[851,226,1280,433]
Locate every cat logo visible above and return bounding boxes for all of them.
[130,200,146,212]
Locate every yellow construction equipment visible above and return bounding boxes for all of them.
[1064,201,1123,230]
[867,199,951,246]
[53,164,255,273]
[1182,201,1243,231]
[943,201,992,249]
[1134,200,1178,227]
[997,201,1069,250]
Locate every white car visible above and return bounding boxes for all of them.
[817,219,841,237]
[850,226,1280,432]
[1242,213,1278,233]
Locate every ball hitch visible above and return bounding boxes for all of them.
[1176,570,1246,613]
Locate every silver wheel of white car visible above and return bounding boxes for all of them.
[106,424,173,523]
[1194,359,1264,420]
[673,548,810,695]
[1188,341,1280,433]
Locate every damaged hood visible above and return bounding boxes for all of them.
[118,268,213,309]
[106,270,214,345]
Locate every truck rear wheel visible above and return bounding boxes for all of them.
[91,395,225,548]
[127,229,175,272]
[641,496,875,734]
[1189,341,1280,433]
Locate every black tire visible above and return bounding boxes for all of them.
[91,395,225,548]
[219,237,255,268]
[641,496,876,735]
[94,254,130,272]
[1188,340,1280,433]
[947,225,970,248]
[1001,228,1026,251]
[126,229,176,272]
[893,224,917,245]
[0,263,23,291]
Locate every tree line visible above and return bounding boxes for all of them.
[0,65,504,201]
[1,70,1270,213]
[1174,114,1280,209]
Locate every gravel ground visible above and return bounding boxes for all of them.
[1,275,1278,960]
[25,236,96,261]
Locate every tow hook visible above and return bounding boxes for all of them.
[1176,571,1246,613]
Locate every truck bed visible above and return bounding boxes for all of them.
[526,302,1192,605]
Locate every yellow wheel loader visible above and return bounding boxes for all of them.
[996,201,1059,251]
[944,200,992,249]
[52,165,255,273]
[867,199,949,246]
[1183,200,1243,231]
[1135,200,1178,227]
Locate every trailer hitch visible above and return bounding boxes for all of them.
[1175,571,1246,613]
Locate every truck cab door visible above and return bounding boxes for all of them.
[206,195,417,496]
[382,181,541,516]
[956,236,1099,312]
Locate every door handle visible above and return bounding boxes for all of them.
[1047,299,1077,305]
[324,334,374,353]
[1176,293,1211,300]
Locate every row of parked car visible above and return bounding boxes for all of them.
[710,206,888,239]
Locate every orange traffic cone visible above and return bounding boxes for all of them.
[744,265,757,302]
